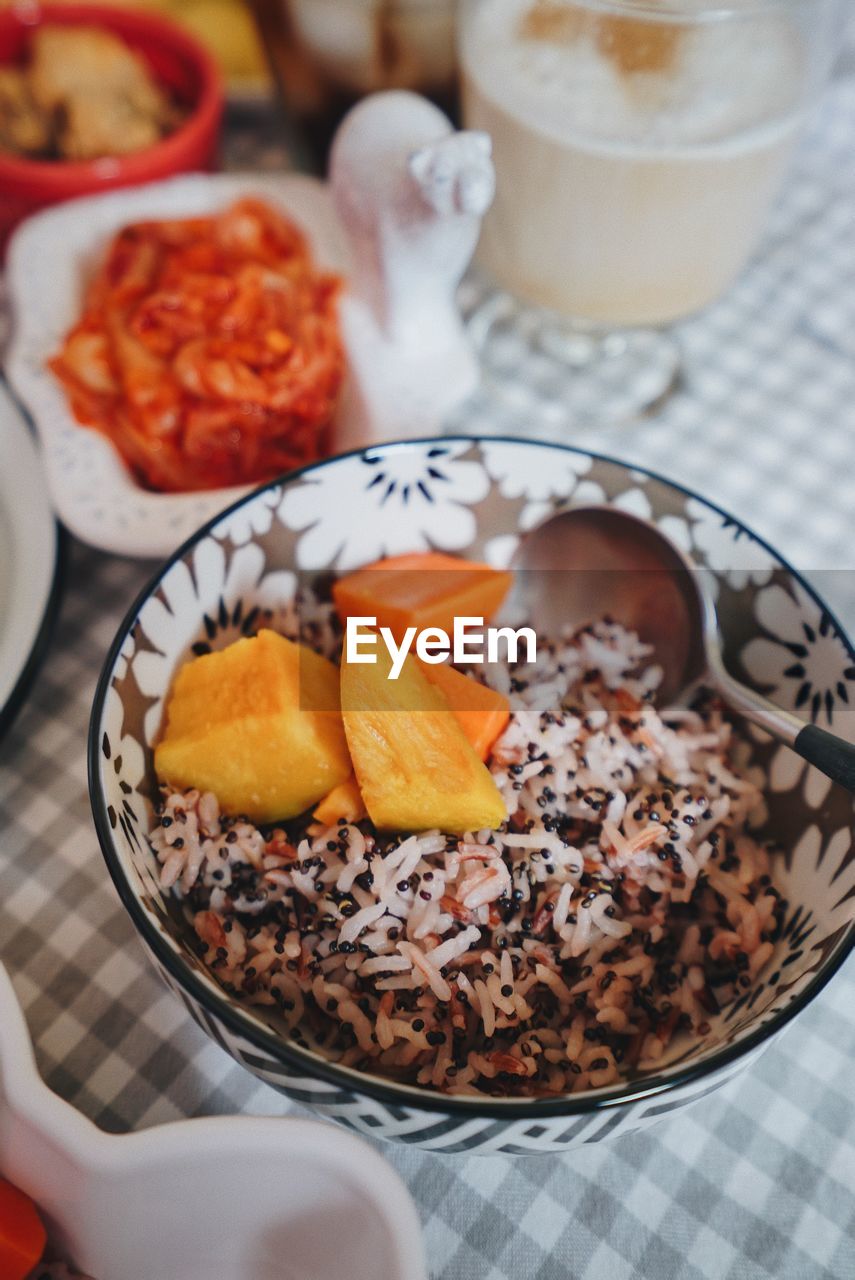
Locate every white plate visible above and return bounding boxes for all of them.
[4,172,349,560]
[0,382,60,736]
[0,960,426,1280]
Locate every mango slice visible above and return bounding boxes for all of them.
[332,551,513,645]
[341,648,507,834]
[313,774,367,826]
[420,662,510,762]
[314,666,508,824]
[155,629,351,824]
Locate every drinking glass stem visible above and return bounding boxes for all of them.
[466,284,682,430]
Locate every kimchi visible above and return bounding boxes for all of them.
[50,198,345,492]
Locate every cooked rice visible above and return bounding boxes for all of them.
[151,620,784,1098]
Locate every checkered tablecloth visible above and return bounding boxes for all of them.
[2,73,855,1280]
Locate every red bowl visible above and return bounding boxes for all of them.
[0,2,225,252]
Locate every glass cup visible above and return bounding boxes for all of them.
[459,0,845,424]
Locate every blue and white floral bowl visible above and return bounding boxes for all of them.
[89,438,855,1155]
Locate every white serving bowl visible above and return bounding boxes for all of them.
[4,173,348,559]
[0,962,425,1280]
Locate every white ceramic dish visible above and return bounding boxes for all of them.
[0,961,426,1280]
[4,173,348,560]
[5,101,494,560]
[0,382,60,736]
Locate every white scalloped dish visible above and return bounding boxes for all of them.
[4,173,349,559]
[0,961,425,1280]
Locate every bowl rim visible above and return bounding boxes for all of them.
[89,434,855,1120]
[0,1,223,192]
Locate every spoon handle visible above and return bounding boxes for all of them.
[793,725,855,794]
[710,656,855,795]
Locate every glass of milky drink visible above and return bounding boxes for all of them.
[459,0,844,424]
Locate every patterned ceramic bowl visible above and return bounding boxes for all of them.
[89,438,855,1156]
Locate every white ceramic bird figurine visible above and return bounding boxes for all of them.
[329,90,495,450]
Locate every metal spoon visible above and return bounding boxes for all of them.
[508,504,855,794]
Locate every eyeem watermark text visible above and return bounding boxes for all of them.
[346,617,537,680]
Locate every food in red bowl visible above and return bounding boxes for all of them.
[0,2,223,251]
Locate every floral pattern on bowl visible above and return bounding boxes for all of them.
[90,438,855,1155]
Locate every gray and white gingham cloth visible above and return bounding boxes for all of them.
[3,77,855,1280]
